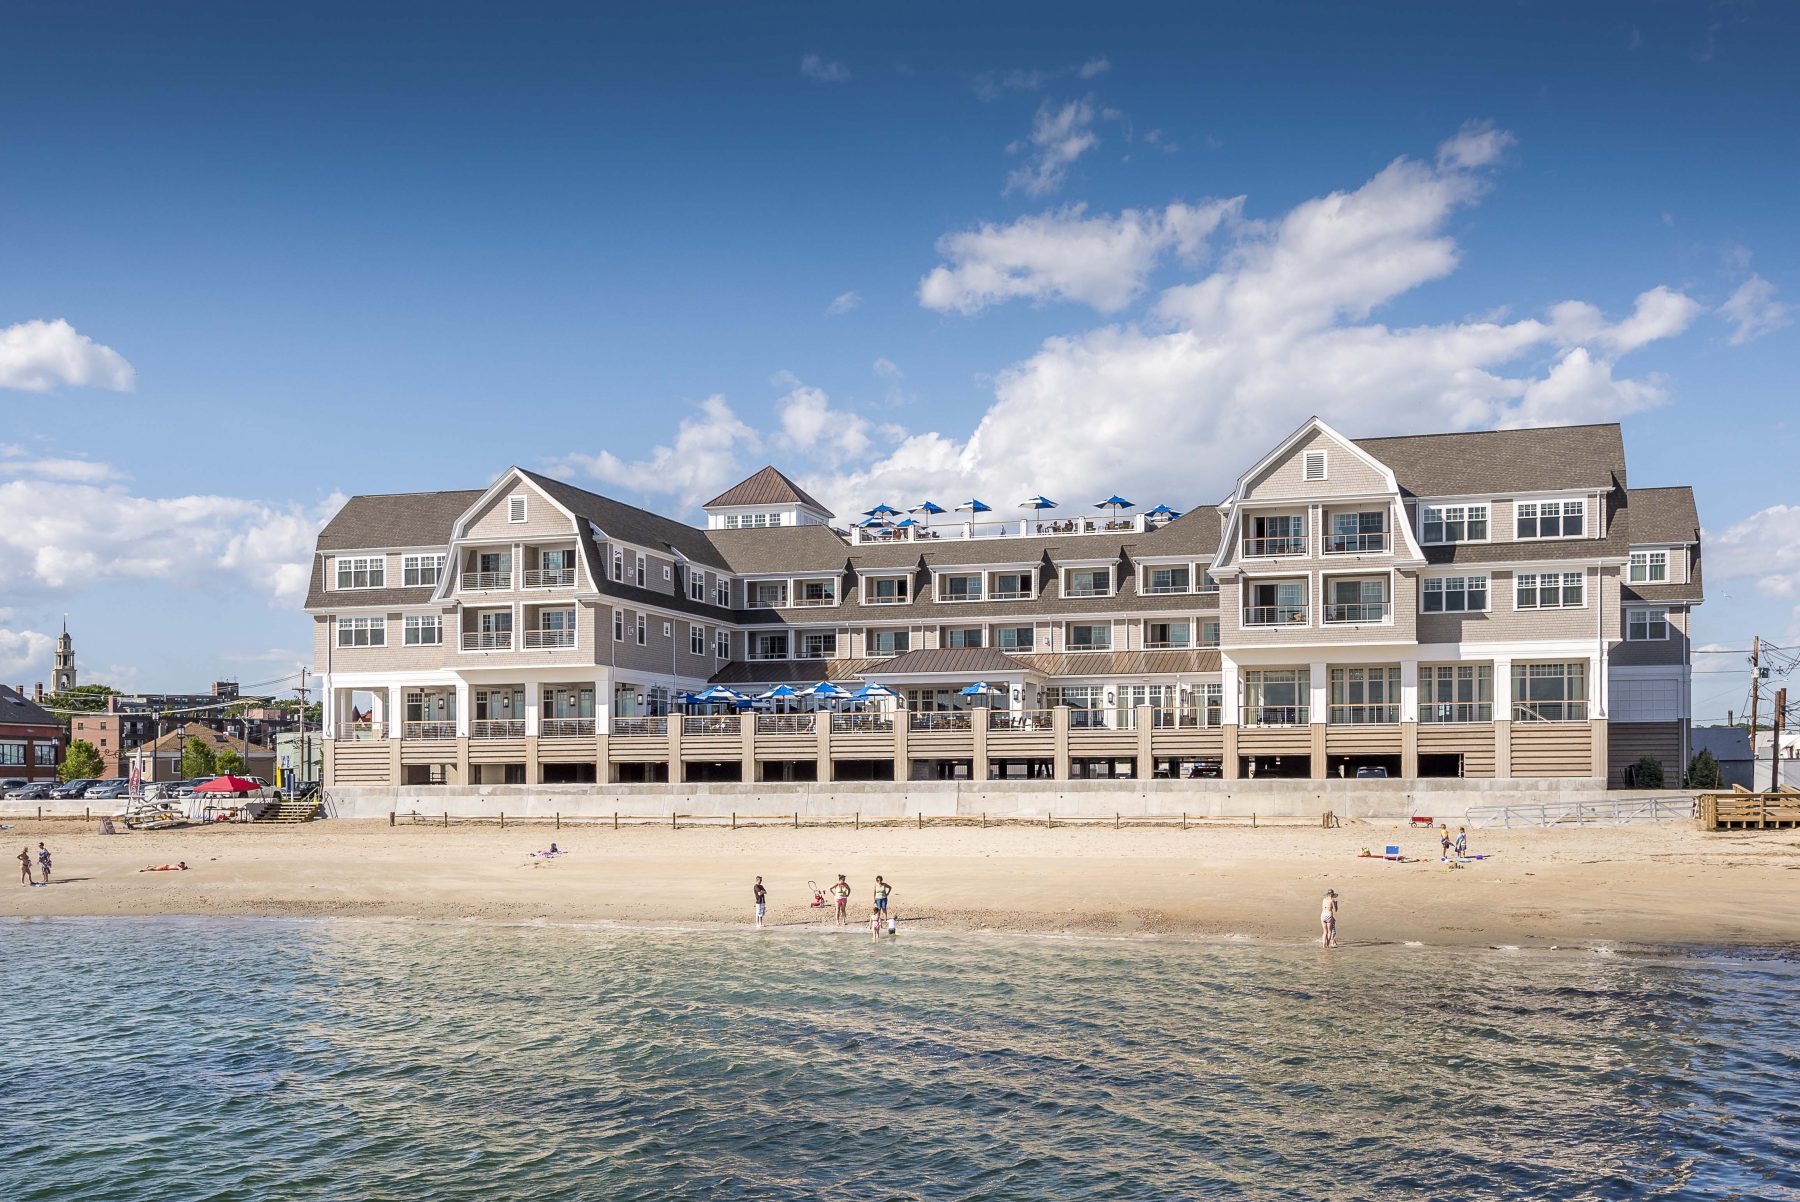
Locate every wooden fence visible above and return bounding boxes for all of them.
[396,809,1322,831]
[1696,786,1800,831]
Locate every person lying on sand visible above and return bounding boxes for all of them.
[140,862,190,872]
[529,843,564,858]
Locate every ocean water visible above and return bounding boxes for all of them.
[1,919,1794,1201]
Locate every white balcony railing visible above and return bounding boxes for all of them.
[1328,707,1401,725]
[864,594,909,605]
[1143,583,1193,595]
[757,714,816,735]
[791,593,836,608]
[745,650,790,662]
[745,594,788,610]
[1322,603,1390,624]
[910,711,974,731]
[1243,606,1308,627]
[345,721,383,741]
[831,712,893,734]
[537,717,594,738]
[462,571,512,590]
[683,715,740,736]
[1143,640,1191,650]
[402,721,456,740]
[524,568,576,588]
[937,590,984,603]
[470,719,525,739]
[1062,587,1114,599]
[987,588,1033,601]
[1243,705,1310,727]
[1065,640,1113,652]
[462,630,514,651]
[1242,537,1306,557]
[523,628,577,649]
[612,716,668,737]
[1323,532,1389,554]
[989,709,1052,732]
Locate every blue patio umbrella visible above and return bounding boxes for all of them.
[1019,495,1059,511]
[849,682,898,701]
[959,681,1001,696]
[695,685,747,704]
[854,515,892,528]
[955,499,992,514]
[863,503,902,517]
[805,682,851,700]
[1146,503,1181,517]
[910,501,946,515]
[893,517,920,528]
[1095,495,1135,510]
[758,684,801,700]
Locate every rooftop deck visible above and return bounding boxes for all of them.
[850,513,1166,544]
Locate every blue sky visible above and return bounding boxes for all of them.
[0,1,1794,722]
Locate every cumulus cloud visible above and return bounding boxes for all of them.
[800,54,849,83]
[1005,98,1099,198]
[0,319,135,393]
[773,374,873,464]
[825,291,862,316]
[0,475,343,609]
[1706,505,1800,599]
[1719,274,1790,345]
[919,199,1241,314]
[0,450,122,483]
[0,624,54,678]
[872,357,902,378]
[1077,57,1111,80]
[550,395,761,510]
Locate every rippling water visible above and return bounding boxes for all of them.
[1,919,1794,1201]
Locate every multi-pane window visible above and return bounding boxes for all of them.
[939,574,983,601]
[1246,581,1307,625]
[1627,609,1670,641]
[945,627,984,648]
[1325,511,1387,553]
[613,610,625,641]
[1421,575,1489,613]
[1420,664,1493,723]
[716,630,730,658]
[1247,515,1305,556]
[796,579,836,606]
[751,633,789,660]
[34,743,57,767]
[1421,504,1490,545]
[869,629,910,657]
[634,555,647,588]
[1326,578,1387,622]
[1200,620,1221,648]
[991,572,1034,599]
[1513,662,1587,722]
[995,625,1035,652]
[690,572,706,601]
[1067,623,1112,650]
[1195,682,1223,727]
[801,631,838,658]
[1515,571,1584,609]
[1516,499,1586,539]
[1064,568,1112,598]
[866,576,910,604]
[402,554,445,587]
[748,581,788,608]
[337,616,386,647]
[716,580,730,606]
[634,614,647,645]
[1243,669,1309,725]
[722,512,783,529]
[690,625,706,654]
[1198,567,1219,594]
[1628,551,1669,584]
[336,556,385,589]
[0,742,24,766]
[1145,566,1191,594]
[403,615,443,646]
[611,550,624,582]
[1329,666,1402,724]
[1145,621,1190,648]
[1045,685,1107,729]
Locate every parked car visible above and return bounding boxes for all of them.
[0,777,30,796]
[5,782,56,801]
[1355,766,1390,779]
[144,780,198,802]
[84,779,133,800]
[50,778,99,800]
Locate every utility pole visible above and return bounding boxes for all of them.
[1771,687,1788,792]
[296,668,311,789]
[1748,636,1762,742]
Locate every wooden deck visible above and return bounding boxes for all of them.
[1696,787,1800,831]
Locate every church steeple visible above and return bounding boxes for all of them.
[52,614,76,693]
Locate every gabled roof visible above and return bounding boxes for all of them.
[1356,424,1625,498]
[141,722,274,756]
[703,466,833,516]
[517,469,731,569]
[1625,486,1700,544]
[0,684,61,729]
[316,490,485,551]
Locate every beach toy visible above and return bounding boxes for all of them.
[807,879,825,908]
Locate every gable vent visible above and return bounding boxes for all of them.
[507,495,527,523]
[1303,450,1328,481]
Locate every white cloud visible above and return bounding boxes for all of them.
[872,357,902,378]
[0,625,54,678]
[550,395,761,510]
[797,126,1698,519]
[1078,57,1111,79]
[0,318,135,393]
[1005,98,1100,198]
[800,54,849,83]
[773,374,873,464]
[825,291,862,316]
[1719,274,1790,345]
[0,450,122,483]
[919,199,1241,314]
[1706,505,1800,599]
[0,476,342,609]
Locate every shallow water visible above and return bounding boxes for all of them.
[0,918,1794,1201]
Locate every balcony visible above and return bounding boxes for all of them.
[1151,707,1221,729]
[524,568,576,588]
[612,716,668,736]
[831,712,893,733]
[1243,705,1310,727]
[1143,583,1192,595]
[344,721,384,741]
[757,714,816,735]
[523,628,576,650]
[938,590,984,603]
[864,593,909,606]
[1329,706,1400,725]
[791,593,837,608]
[463,571,512,591]
[745,593,789,610]
[1143,639,1191,650]
[683,715,740,735]
[470,719,525,739]
[910,711,974,731]
[1063,586,1114,599]
[745,649,790,662]
[1323,603,1390,624]
[1324,532,1389,554]
[1243,606,1308,626]
[988,587,1033,601]
[1242,536,1306,557]
[989,709,1052,731]
[462,631,514,651]
[401,721,456,740]
[539,717,595,738]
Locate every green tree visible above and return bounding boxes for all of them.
[1687,748,1722,790]
[43,684,120,715]
[1631,755,1666,789]
[215,749,246,776]
[181,737,218,780]
[59,739,105,782]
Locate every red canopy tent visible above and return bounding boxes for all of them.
[193,775,262,794]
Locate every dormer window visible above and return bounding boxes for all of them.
[1063,568,1113,598]
[1628,550,1668,584]
[864,576,910,605]
[1516,499,1586,540]
[1144,566,1191,594]
[508,495,527,523]
[335,556,385,590]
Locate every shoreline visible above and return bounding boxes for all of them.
[4,818,1797,950]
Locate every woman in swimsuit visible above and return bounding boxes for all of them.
[1320,890,1339,948]
[18,846,32,886]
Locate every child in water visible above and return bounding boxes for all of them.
[870,908,883,940]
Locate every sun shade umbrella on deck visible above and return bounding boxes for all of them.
[194,775,262,794]
[955,499,992,514]
[805,682,851,700]
[1095,495,1135,511]
[910,502,946,515]
[694,685,747,705]
[1146,503,1181,518]
[854,516,893,528]
[1019,496,1059,511]
[848,683,898,702]
[862,503,902,518]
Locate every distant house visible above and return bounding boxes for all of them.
[134,722,277,782]
[0,684,65,784]
[1690,726,1754,789]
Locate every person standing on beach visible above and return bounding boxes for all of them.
[17,846,32,886]
[37,843,51,885]
[873,875,892,921]
[752,876,767,929]
[1455,827,1469,859]
[830,874,851,925]
[1320,890,1339,948]
[1439,824,1453,861]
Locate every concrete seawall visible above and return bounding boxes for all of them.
[315,777,1633,822]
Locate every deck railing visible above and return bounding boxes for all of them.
[909,711,975,731]
[1242,536,1306,557]
[539,717,595,738]
[461,630,514,651]
[1323,532,1389,554]
[470,719,526,739]
[682,715,739,736]
[401,721,456,740]
[345,721,383,741]
[757,714,816,735]
[612,716,668,737]
[1242,705,1310,727]
[1243,606,1308,626]
[1322,603,1390,624]
[523,568,576,588]
[988,709,1053,732]
[462,571,512,590]
[831,712,893,734]
[523,628,576,649]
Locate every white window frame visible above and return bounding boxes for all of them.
[611,550,624,582]
[1420,575,1490,614]
[801,631,838,659]
[1515,498,1587,540]
[1628,550,1669,584]
[1303,449,1327,481]
[1066,622,1112,651]
[690,572,706,602]
[715,580,730,607]
[1419,503,1491,546]
[995,625,1035,653]
[402,554,445,588]
[867,628,910,658]
[936,573,985,603]
[1626,608,1670,641]
[635,554,647,588]
[1514,570,1586,610]
[337,616,387,647]
[335,556,385,590]
[613,611,625,641]
[1062,567,1114,599]
[716,630,730,659]
[862,575,911,605]
[690,624,706,655]
[1143,565,1193,595]
[403,614,443,646]
[507,495,527,523]
[635,614,647,646]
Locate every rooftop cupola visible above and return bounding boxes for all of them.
[701,466,834,530]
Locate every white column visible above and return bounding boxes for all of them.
[1492,657,1513,719]
[596,675,611,734]
[320,678,336,739]
[454,679,472,737]
[524,682,540,736]
[1400,659,1420,723]
[1590,649,1607,720]
[1308,659,1330,724]
[1219,652,1240,725]
[386,686,403,739]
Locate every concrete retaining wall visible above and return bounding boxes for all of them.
[321,777,1626,822]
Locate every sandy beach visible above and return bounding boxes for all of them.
[3,816,1796,949]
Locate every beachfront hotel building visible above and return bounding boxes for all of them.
[307,418,1701,790]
